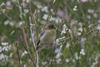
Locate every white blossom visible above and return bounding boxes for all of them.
[4,20,10,25]
[72,59,75,62]
[17,21,25,27]
[98,20,100,23]
[96,24,100,31]
[80,49,85,55]
[41,6,49,13]
[88,9,94,14]
[0,53,8,61]
[56,39,60,45]
[87,15,91,19]
[0,45,11,52]
[42,61,47,65]
[9,21,15,26]
[53,0,56,3]
[79,22,83,27]
[80,37,86,46]
[56,52,62,59]
[42,14,48,20]
[55,17,62,23]
[1,42,8,46]
[0,2,5,7]
[26,0,30,3]
[24,9,29,13]
[6,1,13,9]
[21,51,28,57]
[0,47,2,52]
[33,1,42,9]
[49,16,56,21]
[65,59,70,63]
[78,27,83,32]
[61,24,68,35]
[75,52,79,60]
[24,64,27,67]
[77,32,81,36]
[57,36,66,40]
[80,0,88,3]
[93,13,98,18]
[55,48,60,53]
[73,5,77,11]
[66,42,70,48]
[3,46,11,51]
[56,58,61,64]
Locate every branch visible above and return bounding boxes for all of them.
[21,27,36,66]
[15,41,21,67]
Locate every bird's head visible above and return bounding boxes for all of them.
[45,23,56,30]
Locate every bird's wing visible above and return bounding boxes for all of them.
[36,31,45,50]
[40,31,45,36]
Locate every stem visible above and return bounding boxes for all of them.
[21,27,35,66]
[29,16,40,67]
[36,51,39,67]
[16,41,21,67]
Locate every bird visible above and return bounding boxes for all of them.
[36,23,56,51]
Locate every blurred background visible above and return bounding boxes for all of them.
[0,0,100,67]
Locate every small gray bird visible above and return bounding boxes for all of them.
[36,23,56,51]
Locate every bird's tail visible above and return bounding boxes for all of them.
[36,40,40,50]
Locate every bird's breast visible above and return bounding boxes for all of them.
[40,30,56,44]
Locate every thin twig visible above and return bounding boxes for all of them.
[29,15,40,67]
[21,27,35,66]
[15,41,21,67]
[16,0,35,66]
[28,2,40,66]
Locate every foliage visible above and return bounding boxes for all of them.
[0,0,100,67]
